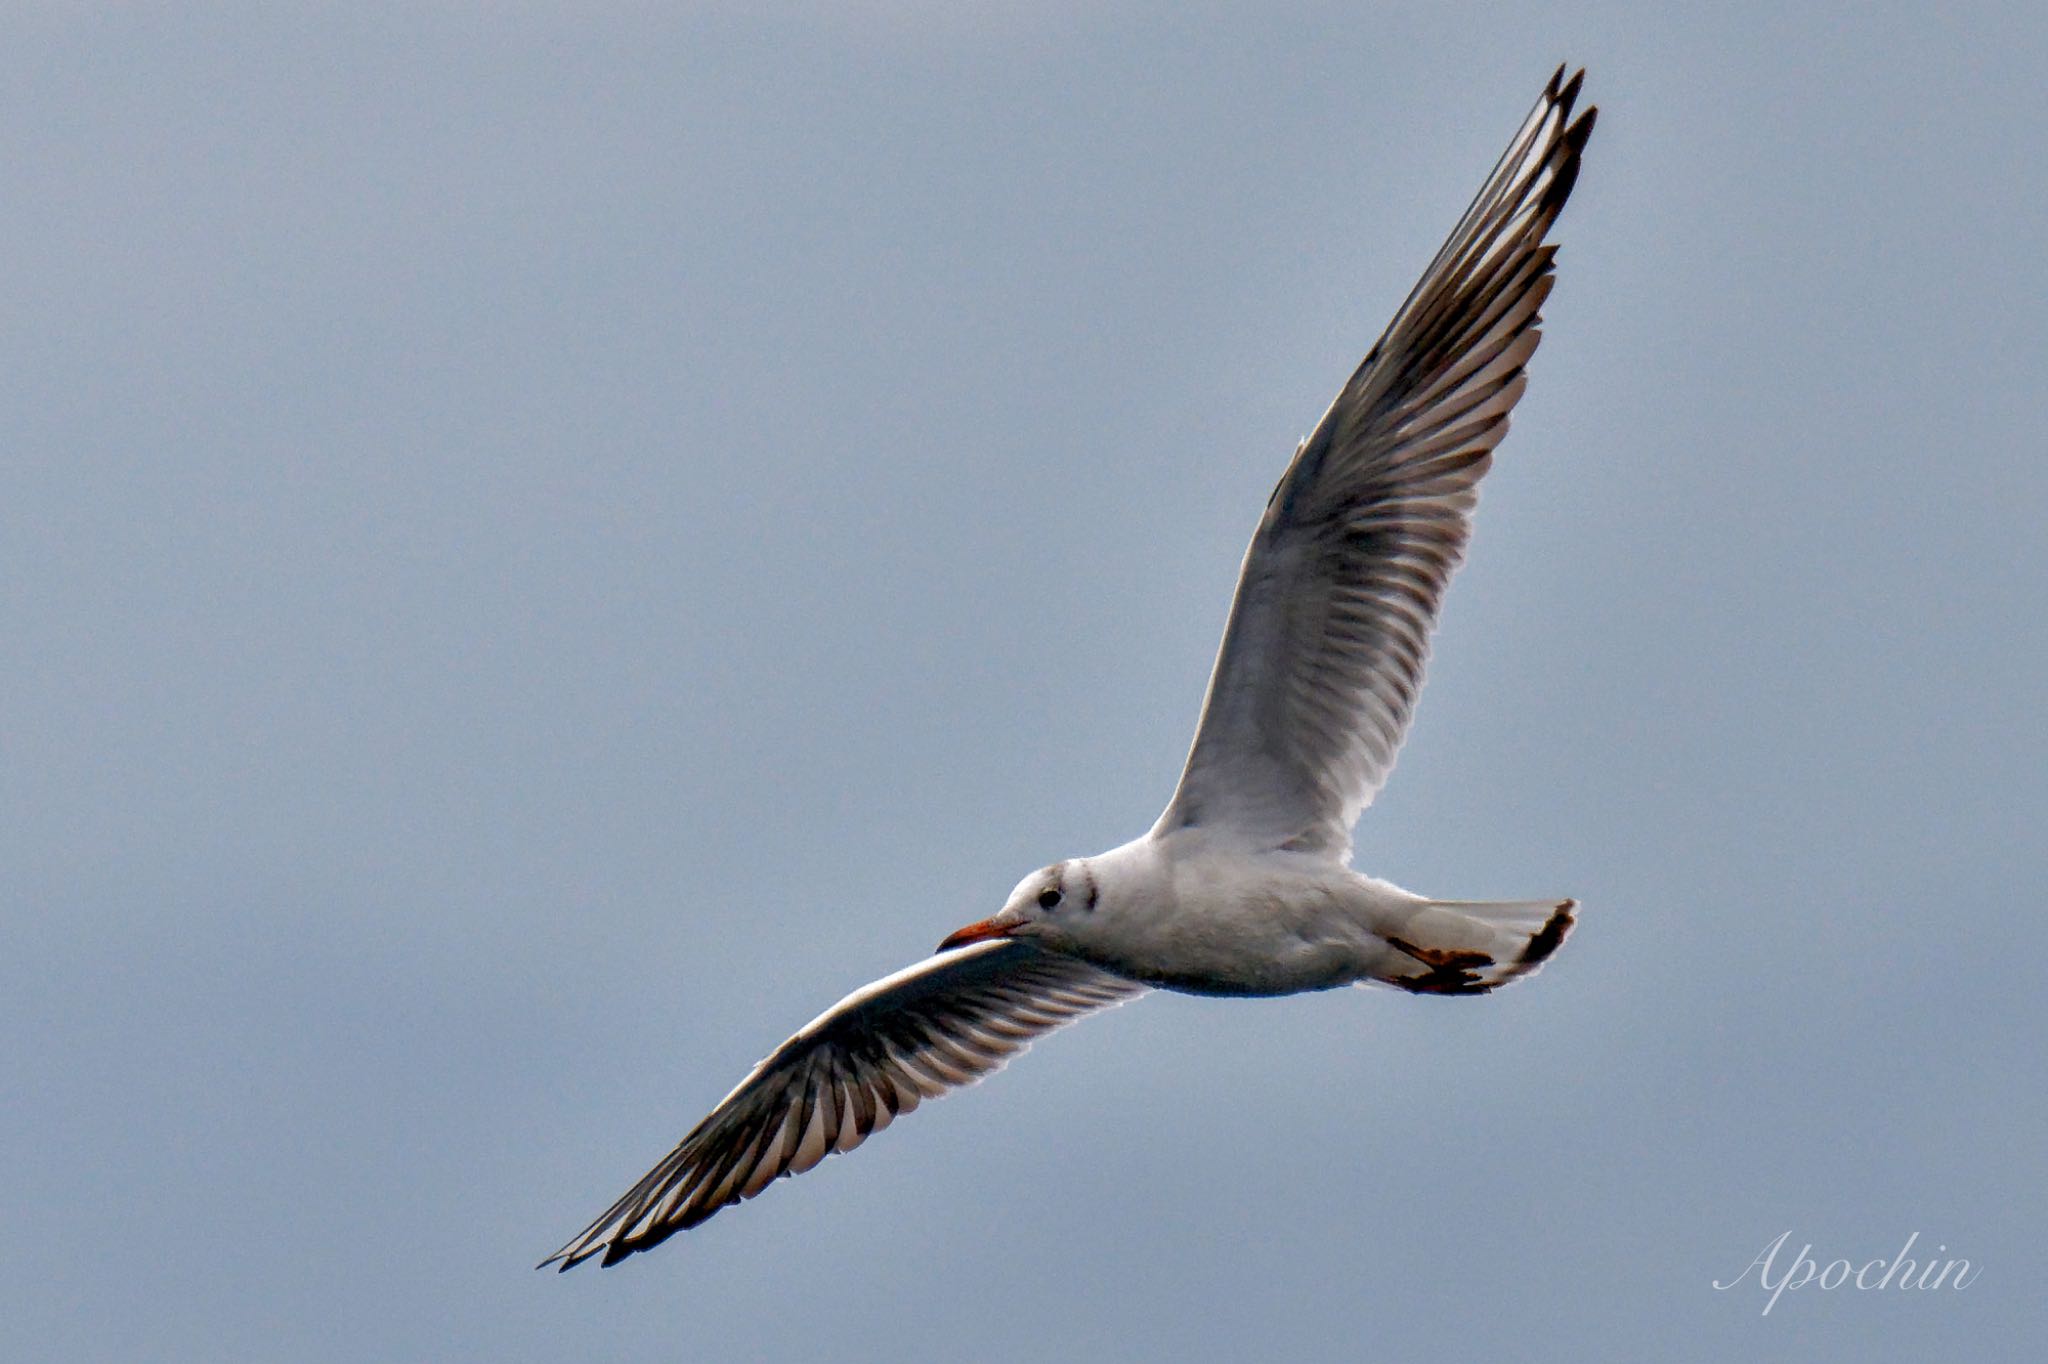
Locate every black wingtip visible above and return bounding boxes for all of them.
[1557,66,1586,113]
[538,1244,590,1273]
[1534,105,1597,221]
[1543,146,1584,216]
[1566,104,1599,151]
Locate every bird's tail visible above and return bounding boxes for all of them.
[1377,897,1576,995]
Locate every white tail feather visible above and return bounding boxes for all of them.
[1377,897,1576,995]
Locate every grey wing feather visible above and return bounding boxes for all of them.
[1154,68,1595,859]
[542,939,1143,1269]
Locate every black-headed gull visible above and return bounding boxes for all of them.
[546,67,1594,1270]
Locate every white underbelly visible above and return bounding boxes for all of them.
[1080,856,1414,996]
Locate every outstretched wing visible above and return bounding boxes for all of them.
[543,939,1144,1269]
[1153,68,1595,860]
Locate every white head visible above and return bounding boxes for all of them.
[936,859,1099,952]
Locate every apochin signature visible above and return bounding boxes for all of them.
[1715,1230,1980,1315]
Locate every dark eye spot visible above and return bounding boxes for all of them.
[1037,888,1062,910]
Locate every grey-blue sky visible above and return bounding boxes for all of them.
[3,3,2043,1359]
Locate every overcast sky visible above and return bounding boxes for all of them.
[5,3,2044,1360]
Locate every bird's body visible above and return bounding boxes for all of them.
[546,67,1596,1271]
[1010,835,1568,998]
[1061,835,1403,997]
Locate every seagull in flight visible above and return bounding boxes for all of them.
[545,67,1595,1271]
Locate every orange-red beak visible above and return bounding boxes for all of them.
[937,915,1018,952]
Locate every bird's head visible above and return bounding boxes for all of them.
[937,861,1090,952]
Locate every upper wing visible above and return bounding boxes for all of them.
[1152,68,1595,860]
[542,939,1144,1269]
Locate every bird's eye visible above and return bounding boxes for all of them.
[1037,888,1062,910]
